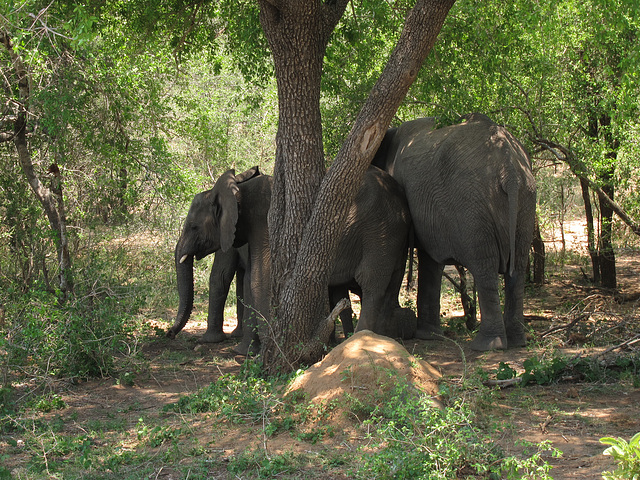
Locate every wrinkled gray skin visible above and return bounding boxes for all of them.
[166,244,248,343]
[171,166,415,355]
[372,113,536,351]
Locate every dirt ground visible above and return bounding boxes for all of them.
[8,224,640,479]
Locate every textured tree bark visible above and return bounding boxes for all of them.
[259,0,456,373]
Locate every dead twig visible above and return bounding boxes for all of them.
[540,314,587,338]
[484,377,522,388]
[593,333,640,358]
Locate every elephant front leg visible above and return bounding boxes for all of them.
[202,254,238,343]
[503,269,527,348]
[233,309,261,356]
[415,250,444,340]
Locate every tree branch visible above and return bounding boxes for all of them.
[535,138,640,236]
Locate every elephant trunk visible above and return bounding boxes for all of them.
[167,246,194,339]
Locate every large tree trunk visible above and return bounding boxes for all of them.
[597,114,618,289]
[259,0,455,373]
[598,169,617,289]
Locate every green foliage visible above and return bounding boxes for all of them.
[1,287,141,381]
[496,362,518,380]
[166,364,276,422]
[491,352,640,386]
[354,379,559,479]
[228,450,304,479]
[601,432,640,480]
[520,356,570,386]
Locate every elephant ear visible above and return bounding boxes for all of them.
[214,170,240,252]
[235,166,261,183]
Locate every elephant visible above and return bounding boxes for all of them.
[166,244,248,343]
[171,165,415,355]
[167,168,356,346]
[371,113,536,351]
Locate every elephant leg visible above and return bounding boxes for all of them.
[230,265,246,338]
[470,270,506,351]
[392,307,417,339]
[354,290,386,336]
[233,309,260,356]
[503,269,527,348]
[201,251,238,343]
[329,285,353,338]
[415,249,444,339]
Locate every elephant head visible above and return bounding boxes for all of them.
[167,167,260,339]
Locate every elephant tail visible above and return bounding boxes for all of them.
[406,225,415,291]
[506,173,520,277]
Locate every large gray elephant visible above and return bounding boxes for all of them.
[166,244,248,343]
[372,113,536,351]
[171,165,415,354]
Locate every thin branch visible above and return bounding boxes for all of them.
[535,138,640,236]
[540,314,586,338]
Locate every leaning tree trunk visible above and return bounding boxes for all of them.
[259,0,455,373]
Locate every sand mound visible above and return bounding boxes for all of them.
[287,330,441,405]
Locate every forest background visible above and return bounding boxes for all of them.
[1,0,640,477]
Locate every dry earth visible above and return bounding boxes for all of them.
[5,222,640,479]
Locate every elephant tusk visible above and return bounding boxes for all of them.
[179,254,189,264]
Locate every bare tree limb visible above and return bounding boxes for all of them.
[535,138,640,236]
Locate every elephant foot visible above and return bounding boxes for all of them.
[415,326,443,340]
[198,331,228,344]
[469,333,507,351]
[393,307,417,339]
[230,326,244,338]
[507,332,527,349]
[233,338,260,356]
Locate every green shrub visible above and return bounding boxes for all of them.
[355,379,559,479]
[2,285,143,384]
[601,432,640,480]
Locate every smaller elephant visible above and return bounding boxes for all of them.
[167,167,261,343]
[166,244,248,343]
[171,166,416,355]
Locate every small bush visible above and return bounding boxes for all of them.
[601,432,640,480]
[354,378,559,479]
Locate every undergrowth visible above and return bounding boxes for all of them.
[163,362,560,479]
[488,351,640,386]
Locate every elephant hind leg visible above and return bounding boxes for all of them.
[469,272,507,351]
[415,250,444,340]
[504,270,527,348]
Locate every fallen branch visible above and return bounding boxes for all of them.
[540,314,587,338]
[484,377,522,388]
[594,333,640,358]
[326,298,351,327]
